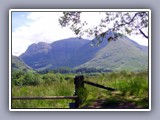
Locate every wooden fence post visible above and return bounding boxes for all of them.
[74,75,84,108]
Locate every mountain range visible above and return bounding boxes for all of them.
[17,32,148,72]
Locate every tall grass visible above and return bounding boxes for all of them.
[82,71,149,108]
[12,79,75,108]
[12,71,149,108]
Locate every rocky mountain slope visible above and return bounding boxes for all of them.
[19,33,148,71]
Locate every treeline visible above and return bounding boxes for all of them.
[12,71,74,86]
[38,67,112,74]
[12,67,112,86]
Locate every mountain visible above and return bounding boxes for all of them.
[12,55,32,71]
[75,36,148,71]
[20,37,90,70]
[20,33,148,72]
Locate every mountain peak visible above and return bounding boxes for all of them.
[20,35,148,71]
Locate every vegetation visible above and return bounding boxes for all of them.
[12,70,149,109]
[38,67,112,74]
[11,11,149,109]
[59,11,149,44]
[12,55,33,72]
[80,70,149,109]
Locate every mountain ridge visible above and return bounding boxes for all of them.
[20,37,90,70]
[19,33,148,72]
[76,37,148,71]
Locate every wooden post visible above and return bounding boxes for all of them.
[74,75,84,108]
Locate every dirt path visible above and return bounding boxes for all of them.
[81,98,143,109]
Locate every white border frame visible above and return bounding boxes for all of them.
[9,9,151,111]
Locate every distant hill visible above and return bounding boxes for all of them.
[12,55,32,71]
[20,32,148,72]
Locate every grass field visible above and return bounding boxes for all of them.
[11,71,149,109]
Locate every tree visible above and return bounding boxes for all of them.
[59,11,149,44]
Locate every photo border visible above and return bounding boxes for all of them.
[9,9,151,111]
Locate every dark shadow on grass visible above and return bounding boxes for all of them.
[81,95,149,109]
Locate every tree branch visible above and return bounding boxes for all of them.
[139,29,148,39]
[111,12,148,39]
[113,12,145,30]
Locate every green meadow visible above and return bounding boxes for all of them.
[11,71,149,109]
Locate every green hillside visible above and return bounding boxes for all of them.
[12,55,33,72]
[76,36,148,71]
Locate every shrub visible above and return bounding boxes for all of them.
[24,73,41,86]
[12,72,41,86]
[42,73,60,84]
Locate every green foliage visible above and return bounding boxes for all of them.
[112,71,148,96]
[39,67,112,74]
[77,87,88,105]
[24,73,42,86]
[12,78,74,108]
[59,12,149,41]
[82,71,149,108]
[12,55,33,72]
[12,71,149,108]
[42,73,60,84]
[12,72,42,86]
[12,71,25,86]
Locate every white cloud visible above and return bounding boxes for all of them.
[128,34,148,46]
[81,12,105,27]
[12,11,148,56]
[12,12,77,56]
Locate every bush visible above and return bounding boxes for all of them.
[24,73,41,86]
[13,76,25,86]
[42,73,60,84]
[12,72,41,86]
[12,71,26,86]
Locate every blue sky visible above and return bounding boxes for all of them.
[11,11,149,56]
[12,12,31,32]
